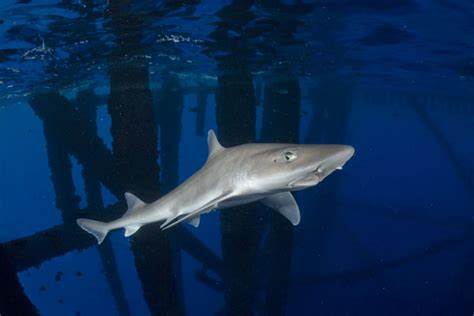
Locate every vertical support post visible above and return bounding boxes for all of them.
[301,77,352,274]
[107,2,183,314]
[157,77,184,194]
[76,89,130,316]
[260,74,301,316]
[156,76,185,304]
[215,67,258,315]
[30,93,81,226]
[195,84,208,136]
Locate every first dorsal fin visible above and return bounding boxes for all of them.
[124,192,146,216]
[207,129,225,160]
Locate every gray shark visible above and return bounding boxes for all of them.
[77,130,354,244]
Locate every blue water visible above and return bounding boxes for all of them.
[1,1,473,315]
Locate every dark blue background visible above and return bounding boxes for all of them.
[0,0,473,315]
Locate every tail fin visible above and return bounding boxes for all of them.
[76,218,109,245]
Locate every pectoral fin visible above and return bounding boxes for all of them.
[260,192,300,225]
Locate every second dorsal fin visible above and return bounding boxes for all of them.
[207,129,225,159]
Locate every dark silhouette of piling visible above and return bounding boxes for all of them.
[156,77,184,194]
[260,74,301,316]
[77,89,131,316]
[215,66,259,315]
[29,90,130,316]
[155,76,185,305]
[207,5,261,309]
[293,77,353,293]
[195,83,209,136]
[30,93,81,225]
[29,92,122,196]
[0,245,38,315]
[107,1,183,314]
[25,86,221,314]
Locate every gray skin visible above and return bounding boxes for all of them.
[77,130,355,244]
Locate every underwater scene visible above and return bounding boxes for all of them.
[0,0,473,315]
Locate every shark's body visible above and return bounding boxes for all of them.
[77,130,354,244]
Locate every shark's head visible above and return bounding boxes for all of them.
[245,144,355,192]
[206,130,355,193]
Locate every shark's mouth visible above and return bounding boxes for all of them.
[289,172,321,189]
[289,164,344,189]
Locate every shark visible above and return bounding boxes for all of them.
[77,130,355,244]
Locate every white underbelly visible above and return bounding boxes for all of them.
[218,195,263,209]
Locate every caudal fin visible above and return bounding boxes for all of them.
[76,218,109,244]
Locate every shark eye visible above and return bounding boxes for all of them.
[284,151,297,162]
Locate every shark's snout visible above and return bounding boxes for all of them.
[310,145,355,181]
[336,145,355,166]
[315,145,355,168]
[288,144,354,190]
